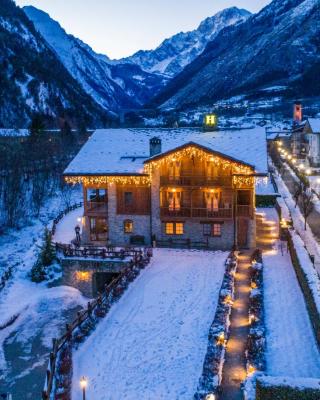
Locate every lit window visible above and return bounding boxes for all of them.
[124,220,133,234]
[213,224,222,237]
[203,223,212,236]
[165,222,184,235]
[165,223,174,235]
[175,222,184,235]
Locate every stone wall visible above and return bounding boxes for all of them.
[107,183,151,246]
[61,258,129,297]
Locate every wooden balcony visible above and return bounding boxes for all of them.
[160,175,233,187]
[160,205,252,220]
[160,207,233,219]
[85,201,108,214]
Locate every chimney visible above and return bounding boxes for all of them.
[293,102,302,124]
[149,137,162,157]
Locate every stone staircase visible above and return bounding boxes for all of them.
[256,211,279,250]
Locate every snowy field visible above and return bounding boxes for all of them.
[72,249,227,400]
[263,209,320,378]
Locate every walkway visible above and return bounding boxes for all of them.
[219,252,252,400]
[72,249,227,400]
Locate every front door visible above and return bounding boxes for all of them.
[237,219,248,248]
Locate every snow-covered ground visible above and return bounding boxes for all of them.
[53,207,83,244]
[272,163,320,275]
[0,190,86,398]
[263,210,320,378]
[72,249,227,400]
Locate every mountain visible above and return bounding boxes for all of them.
[0,0,109,128]
[23,6,168,112]
[123,7,251,77]
[151,0,320,109]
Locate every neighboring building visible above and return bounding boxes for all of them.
[203,113,218,131]
[306,119,320,166]
[64,128,269,250]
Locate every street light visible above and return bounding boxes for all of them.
[80,376,88,400]
[205,394,216,400]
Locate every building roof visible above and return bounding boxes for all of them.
[308,118,320,133]
[64,127,268,176]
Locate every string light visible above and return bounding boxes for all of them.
[65,175,151,186]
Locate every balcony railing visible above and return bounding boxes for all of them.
[160,175,233,187]
[160,207,233,219]
[160,205,252,219]
[86,201,108,213]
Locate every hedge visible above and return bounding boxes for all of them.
[256,377,320,400]
[287,233,320,346]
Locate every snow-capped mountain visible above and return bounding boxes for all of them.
[24,6,168,112]
[0,0,109,128]
[152,0,320,109]
[123,7,251,77]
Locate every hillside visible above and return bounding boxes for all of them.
[24,6,168,111]
[0,0,109,128]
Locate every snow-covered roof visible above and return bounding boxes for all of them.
[308,118,320,133]
[64,127,268,176]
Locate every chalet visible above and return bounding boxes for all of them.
[64,128,269,250]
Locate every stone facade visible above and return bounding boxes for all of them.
[108,182,151,246]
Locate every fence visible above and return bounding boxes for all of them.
[55,243,143,260]
[42,247,153,400]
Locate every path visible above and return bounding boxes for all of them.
[262,209,320,378]
[219,251,252,400]
[72,249,227,400]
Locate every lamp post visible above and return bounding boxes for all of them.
[80,376,87,400]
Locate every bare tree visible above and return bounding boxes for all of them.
[301,189,314,230]
[293,181,303,208]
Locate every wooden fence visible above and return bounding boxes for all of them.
[55,243,144,260]
[42,247,153,400]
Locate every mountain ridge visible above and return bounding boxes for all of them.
[150,0,320,109]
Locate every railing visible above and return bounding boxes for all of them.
[160,207,233,219]
[42,248,153,400]
[55,244,145,260]
[160,175,233,187]
[86,201,108,213]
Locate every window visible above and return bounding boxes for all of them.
[90,218,108,241]
[203,223,212,236]
[213,223,221,237]
[175,223,184,235]
[203,223,222,237]
[165,222,184,235]
[124,220,133,234]
[124,192,133,206]
[165,222,174,235]
[87,188,107,202]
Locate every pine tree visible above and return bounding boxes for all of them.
[40,227,56,267]
[31,228,56,282]
[29,114,45,137]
